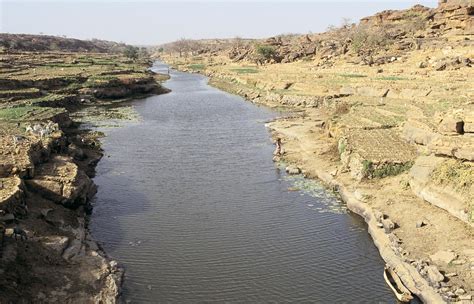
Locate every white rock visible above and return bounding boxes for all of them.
[285,165,301,175]
[41,236,69,254]
[426,265,445,283]
[455,288,466,295]
[430,250,457,264]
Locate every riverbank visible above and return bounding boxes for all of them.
[158,8,474,299]
[0,49,169,301]
[162,60,473,303]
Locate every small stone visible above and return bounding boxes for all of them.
[455,288,466,295]
[452,259,466,265]
[376,222,383,228]
[286,165,301,175]
[434,62,447,71]
[416,220,426,228]
[445,273,457,277]
[381,218,395,234]
[446,291,456,298]
[110,260,118,269]
[426,265,445,284]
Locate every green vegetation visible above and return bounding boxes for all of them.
[123,45,139,60]
[376,76,408,81]
[188,64,205,71]
[255,45,276,60]
[362,160,414,179]
[85,75,119,87]
[230,67,259,74]
[339,73,367,78]
[0,106,46,121]
[338,139,347,156]
[349,25,392,53]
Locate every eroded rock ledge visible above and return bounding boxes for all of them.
[0,118,122,303]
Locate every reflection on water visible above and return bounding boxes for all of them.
[90,62,394,303]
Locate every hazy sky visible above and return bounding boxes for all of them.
[1,0,438,45]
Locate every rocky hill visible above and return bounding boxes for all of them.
[158,0,473,65]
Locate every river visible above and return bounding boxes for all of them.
[90,62,394,303]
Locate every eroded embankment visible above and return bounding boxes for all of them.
[0,51,170,302]
[0,113,123,302]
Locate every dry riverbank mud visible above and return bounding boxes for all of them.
[0,45,169,302]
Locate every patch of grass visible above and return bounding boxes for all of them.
[376,76,408,81]
[188,64,205,71]
[0,106,42,120]
[230,67,259,74]
[362,160,413,179]
[373,162,413,178]
[338,139,347,156]
[42,63,90,68]
[85,75,119,87]
[339,73,367,78]
[431,159,473,194]
[0,88,40,98]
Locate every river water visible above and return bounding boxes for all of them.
[90,62,394,303]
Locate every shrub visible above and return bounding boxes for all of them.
[362,161,413,179]
[255,45,276,60]
[349,25,392,53]
[123,46,139,60]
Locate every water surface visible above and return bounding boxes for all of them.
[90,62,394,303]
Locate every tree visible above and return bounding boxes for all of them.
[138,47,149,59]
[255,45,276,60]
[123,45,139,60]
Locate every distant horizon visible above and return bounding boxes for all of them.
[1,0,438,45]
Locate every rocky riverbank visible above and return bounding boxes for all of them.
[158,1,473,302]
[0,46,169,302]
[170,66,473,303]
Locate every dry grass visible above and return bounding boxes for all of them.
[431,159,474,195]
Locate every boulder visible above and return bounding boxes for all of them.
[402,120,439,146]
[437,116,464,134]
[381,218,395,233]
[430,250,457,264]
[41,236,69,254]
[409,156,471,224]
[62,239,83,260]
[374,210,384,223]
[428,136,474,161]
[25,156,96,208]
[426,265,445,284]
